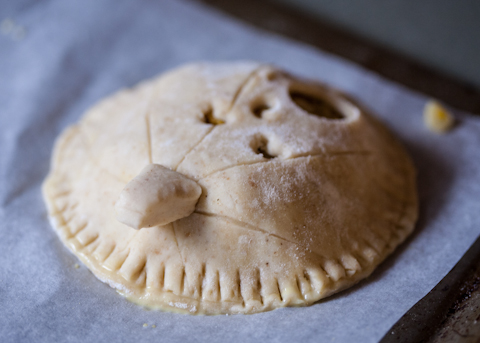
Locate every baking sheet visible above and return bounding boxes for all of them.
[1,0,480,342]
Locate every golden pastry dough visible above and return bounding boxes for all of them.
[43,62,418,314]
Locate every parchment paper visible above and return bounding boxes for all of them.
[1,1,480,342]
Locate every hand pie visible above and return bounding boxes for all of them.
[43,62,418,314]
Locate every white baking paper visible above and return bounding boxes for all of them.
[1,0,479,342]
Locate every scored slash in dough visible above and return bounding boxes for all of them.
[43,62,418,315]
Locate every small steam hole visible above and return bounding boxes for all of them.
[203,107,225,125]
[252,103,271,118]
[252,134,276,159]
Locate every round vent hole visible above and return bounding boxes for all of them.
[252,103,271,118]
[290,91,344,119]
[203,107,224,125]
[252,134,276,159]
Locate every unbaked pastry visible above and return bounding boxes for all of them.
[43,62,418,314]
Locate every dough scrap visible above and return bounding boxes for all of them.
[424,100,454,133]
[43,62,418,314]
[115,164,202,229]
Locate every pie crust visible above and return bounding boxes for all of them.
[43,62,418,314]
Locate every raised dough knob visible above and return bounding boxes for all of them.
[115,164,202,229]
